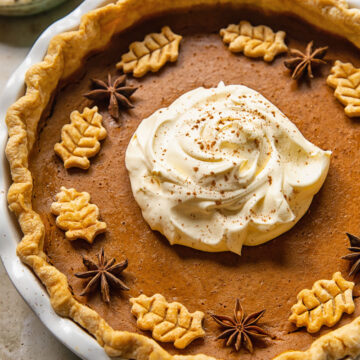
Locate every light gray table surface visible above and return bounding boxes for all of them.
[0,3,83,359]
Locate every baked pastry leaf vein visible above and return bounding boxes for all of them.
[130,293,205,349]
[51,186,107,243]
[54,106,107,169]
[289,272,355,333]
[327,60,360,118]
[219,20,288,62]
[116,26,182,78]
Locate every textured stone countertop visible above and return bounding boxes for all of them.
[0,3,82,359]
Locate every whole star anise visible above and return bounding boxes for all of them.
[75,248,129,303]
[210,299,270,353]
[83,73,137,120]
[342,233,360,277]
[284,41,328,80]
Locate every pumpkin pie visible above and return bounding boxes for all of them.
[5,1,360,359]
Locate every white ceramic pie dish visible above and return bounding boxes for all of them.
[1,1,360,359]
[0,2,117,359]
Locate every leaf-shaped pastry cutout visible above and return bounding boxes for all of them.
[130,293,205,349]
[220,20,288,62]
[54,107,107,169]
[327,60,360,118]
[51,187,107,243]
[116,26,182,78]
[289,272,355,333]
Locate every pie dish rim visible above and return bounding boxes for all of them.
[0,2,115,359]
[3,0,360,359]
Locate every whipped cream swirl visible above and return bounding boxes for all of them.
[126,82,331,254]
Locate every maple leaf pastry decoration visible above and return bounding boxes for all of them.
[342,233,360,277]
[210,299,270,353]
[75,248,129,303]
[284,41,328,80]
[83,73,137,120]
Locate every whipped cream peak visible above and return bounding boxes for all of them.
[126,82,331,254]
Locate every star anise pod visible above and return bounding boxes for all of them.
[342,233,360,277]
[284,41,328,80]
[210,299,270,353]
[75,248,129,303]
[83,73,137,120]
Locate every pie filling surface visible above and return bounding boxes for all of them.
[29,5,360,360]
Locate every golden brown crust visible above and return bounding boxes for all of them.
[4,0,360,359]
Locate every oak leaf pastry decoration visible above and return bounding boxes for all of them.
[130,293,205,349]
[54,107,107,169]
[342,233,360,277]
[219,20,288,62]
[51,186,107,243]
[75,248,129,303]
[284,41,328,80]
[327,60,360,118]
[211,299,270,353]
[84,73,137,120]
[116,26,182,78]
[289,272,355,333]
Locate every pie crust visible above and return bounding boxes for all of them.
[5,0,360,359]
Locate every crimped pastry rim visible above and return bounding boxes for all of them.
[4,0,360,359]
